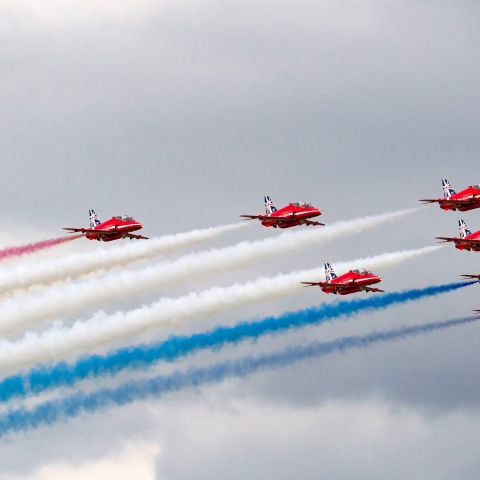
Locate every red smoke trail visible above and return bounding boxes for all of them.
[0,235,82,261]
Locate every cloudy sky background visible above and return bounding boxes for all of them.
[0,0,479,478]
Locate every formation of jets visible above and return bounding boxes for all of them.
[240,196,382,295]
[420,178,480,313]
[62,179,478,307]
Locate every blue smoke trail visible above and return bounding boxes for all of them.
[0,315,477,438]
[0,281,474,404]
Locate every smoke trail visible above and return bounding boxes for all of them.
[0,315,476,438]
[0,247,440,371]
[0,236,81,262]
[0,280,473,402]
[0,208,419,331]
[0,223,246,296]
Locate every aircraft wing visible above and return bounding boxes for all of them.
[456,239,480,245]
[302,219,325,226]
[300,281,354,289]
[460,274,480,279]
[473,310,480,314]
[240,215,294,222]
[63,228,148,240]
[124,233,149,240]
[301,281,383,292]
[361,286,385,293]
[240,215,324,225]
[419,198,478,205]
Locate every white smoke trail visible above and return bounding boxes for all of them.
[0,223,246,296]
[0,246,439,371]
[0,208,417,332]
[0,208,418,334]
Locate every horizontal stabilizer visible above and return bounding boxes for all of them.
[436,237,480,245]
[63,227,103,234]
[435,236,457,243]
[300,282,322,287]
[419,198,474,205]
[362,286,385,293]
[460,274,480,280]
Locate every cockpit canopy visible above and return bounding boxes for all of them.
[291,201,313,208]
[472,184,480,189]
[351,268,372,275]
[115,215,134,221]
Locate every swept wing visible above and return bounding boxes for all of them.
[240,214,324,226]
[419,198,479,206]
[436,237,480,244]
[300,281,383,292]
[63,228,148,240]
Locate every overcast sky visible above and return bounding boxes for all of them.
[0,0,479,478]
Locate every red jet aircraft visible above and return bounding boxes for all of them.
[301,263,384,295]
[436,219,480,251]
[240,196,324,228]
[420,178,480,211]
[459,275,480,313]
[63,209,148,242]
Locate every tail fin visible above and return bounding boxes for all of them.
[459,219,471,238]
[264,196,277,215]
[442,178,456,198]
[325,263,337,282]
[89,209,101,228]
